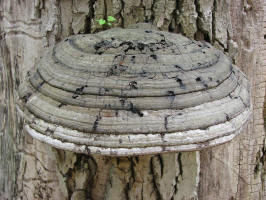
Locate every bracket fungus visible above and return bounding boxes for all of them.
[17,25,251,156]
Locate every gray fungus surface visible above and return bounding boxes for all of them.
[17,26,251,156]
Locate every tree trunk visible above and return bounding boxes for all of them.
[0,0,265,199]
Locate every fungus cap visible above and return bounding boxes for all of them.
[18,25,251,156]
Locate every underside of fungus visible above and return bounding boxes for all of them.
[17,25,251,156]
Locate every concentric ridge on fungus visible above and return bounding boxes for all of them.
[17,25,251,156]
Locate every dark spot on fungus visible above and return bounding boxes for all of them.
[120,99,126,106]
[208,77,213,81]
[129,102,143,117]
[58,103,66,108]
[119,139,122,144]
[178,113,182,116]
[160,39,166,45]
[22,92,32,103]
[36,81,45,90]
[75,86,85,95]
[196,77,201,82]
[114,54,123,60]
[145,30,152,33]
[167,91,175,96]
[203,83,208,88]
[111,37,115,40]
[164,115,170,131]
[226,114,230,121]
[129,81,138,89]
[107,64,128,77]
[216,80,220,83]
[45,127,54,135]
[131,55,136,63]
[150,54,157,60]
[148,43,156,52]
[176,77,186,89]
[119,41,135,53]
[94,40,111,51]
[72,94,79,99]
[119,41,133,47]
[137,43,146,51]
[159,33,165,38]
[176,78,182,83]
[64,38,68,42]
[92,115,102,132]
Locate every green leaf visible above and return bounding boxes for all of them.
[107,16,116,22]
[97,19,106,25]
[107,22,112,26]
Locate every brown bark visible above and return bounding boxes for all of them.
[0,0,265,199]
